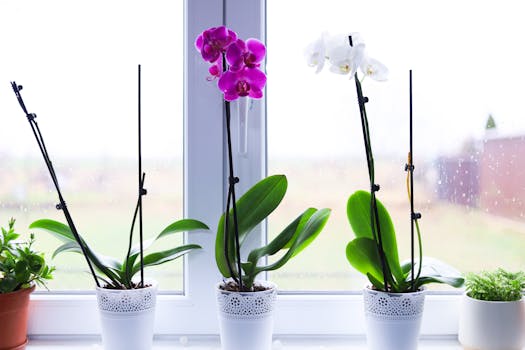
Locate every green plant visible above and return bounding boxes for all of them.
[216,174,331,291]
[0,218,54,293]
[466,269,525,301]
[346,190,464,292]
[30,218,207,289]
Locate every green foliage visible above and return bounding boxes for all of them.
[485,114,496,130]
[466,269,525,301]
[30,218,208,289]
[345,190,464,292]
[0,218,54,293]
[216,174,331,291]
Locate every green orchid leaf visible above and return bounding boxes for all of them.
[215,174,287,278]
[30,219,121,286]
[157,219,209,239]
[346,191,404,284]
[410,257,465,289]
[366,272,385,291]
[30,219,76,243]
[346,237,385,285]
[124,219,208,284]
[416,276,465,289]
[53,241,82,258]
[247,208,316,265]
[254,208,331,274]
[131,244,201,277]
[401,260,413,275]
[128,219,208,258]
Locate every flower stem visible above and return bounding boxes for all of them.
[353,73,390,292]
[11,82,100,288]
[224,101,244,292]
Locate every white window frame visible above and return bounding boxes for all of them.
[27,0,462,337]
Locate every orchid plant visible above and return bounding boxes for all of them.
[11,79,208,290]
[196,26,331,292]
[306,32,463,293]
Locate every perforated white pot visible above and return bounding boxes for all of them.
[363,287,426,350]
[459,294,525,350]
[216,281,277,350]
[96,281,158,350]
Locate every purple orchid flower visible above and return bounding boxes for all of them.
[226,38,266,72]
[218,67,266,101]
[206,60,222,81]
[195,26,237,63]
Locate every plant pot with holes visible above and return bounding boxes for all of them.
[96,281,158,350]
[458,269,525,350]
[363,286,426,350]
[216,280,277,350]
[211,175,329,350]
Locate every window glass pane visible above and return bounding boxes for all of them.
[0,0,184,291]
[267,0,525,290]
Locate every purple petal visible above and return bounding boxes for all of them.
[195,34,203,52]
[212,26,229,41]
[226,40,246,70]
[246,39,266,63]
[244,68,267,90]
[201,45,220,63]
[227,29,238,44]
[208,62,222,78]
[224,91,239,101]
[218,71,238,92]
[249,87,263,99]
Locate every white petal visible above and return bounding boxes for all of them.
[325,32,365,54]
[360,57,389,81]
[327,44,366,77]
[304,35,326,73]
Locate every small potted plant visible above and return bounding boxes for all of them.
[195,26,331,350]
[0,218,54,350]
[459,269,525,350]
[10,79,208,350]
[306,32,464,350]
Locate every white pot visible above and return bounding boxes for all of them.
[458,294,525,350]
[96,281,158,350]
[363,287,426,350]
[216,281,277,350]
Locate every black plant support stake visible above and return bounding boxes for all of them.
[10,82,100,287]
[405,70,422,292]
[138,64,146,288]
[221,53,243,291]
[225,100,243,292]
[349,37,390,292]
[124,172,146,288]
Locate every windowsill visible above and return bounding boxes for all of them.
[27,335,463,349]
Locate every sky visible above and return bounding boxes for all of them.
[1,0,524,161]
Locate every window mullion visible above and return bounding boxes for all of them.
[184,0,225,333]
[223,0,267,266]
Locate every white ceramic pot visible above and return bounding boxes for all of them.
[458,294,525,350]
[96,281,158,350]
[216,281,277,350]
[363,287,426,350]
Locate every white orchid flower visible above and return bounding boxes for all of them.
[325,32,364,55]
[360,56,389,81]
[328,43,366,77]
[305,33,327,73]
